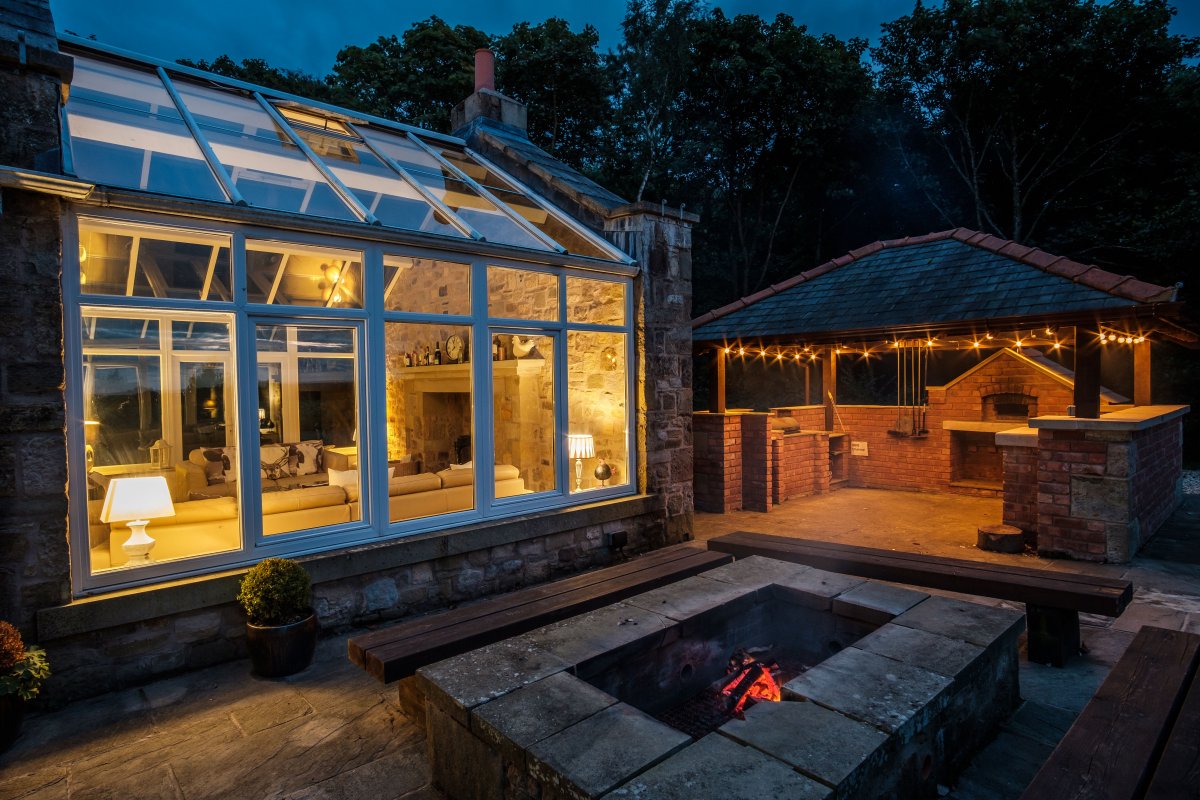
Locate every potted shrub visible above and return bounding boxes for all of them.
[1,621,50,752]
[237,558,317,678]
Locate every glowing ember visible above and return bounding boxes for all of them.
[720,648,782,716]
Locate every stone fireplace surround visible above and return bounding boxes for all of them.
[413,556,1025,800]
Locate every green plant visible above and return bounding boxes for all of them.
[0,622,50,701]
[237,558,312,626]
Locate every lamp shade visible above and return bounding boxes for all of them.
[100,476,175,523]
[567,434,595,460]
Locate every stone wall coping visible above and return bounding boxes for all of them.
[995,427,1038,447]
[37,494,659,641]
[767,405,824,412]
[693,409,768,416]
[1029,404,1190,431]
[942,420,1028,433]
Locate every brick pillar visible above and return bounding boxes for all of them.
[1033,411,1185,563]
[694,412,741,512]
[1000,443,1038,546]
[740,414,772,512]
[606,205,695,543]
[0,2,74,632]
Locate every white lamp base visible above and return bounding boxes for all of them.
[122,520,157,563]
[574,457,583,493]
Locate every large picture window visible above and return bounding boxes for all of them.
[68,215,634,592]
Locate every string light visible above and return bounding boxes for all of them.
[972,340,981,348]
[723,347,731,354]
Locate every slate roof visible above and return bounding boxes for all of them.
[472,120,628,215]
[693,229,1179,342]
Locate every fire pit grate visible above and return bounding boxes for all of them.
[654,651,810,740]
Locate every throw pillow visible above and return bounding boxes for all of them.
[328,468,358,488]
[201,448,228,486]
[449,461,472,470]
[260,445,291,481]
[292,440,323,476]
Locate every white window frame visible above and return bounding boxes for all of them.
[63,205,639,596]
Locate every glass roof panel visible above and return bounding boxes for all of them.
[437,147,612,259]
[170,80,357,221]
[363,129,550,250]
[65,55,227,202]
[288,126,465,238]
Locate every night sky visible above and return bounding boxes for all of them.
[51,0,1200,77]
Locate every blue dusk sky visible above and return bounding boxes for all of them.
[51,0,1200,77]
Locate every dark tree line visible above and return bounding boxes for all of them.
[181,1,1199,316]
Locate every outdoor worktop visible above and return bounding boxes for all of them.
[1029,404,1190,431]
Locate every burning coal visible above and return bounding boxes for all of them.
[720,647,782,716]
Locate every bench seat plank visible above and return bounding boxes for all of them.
[1144,659,1200,800]
[352,547,733,683]
[1021,626,1200,800]
[708,531,1131,616]
[348,543,716,668]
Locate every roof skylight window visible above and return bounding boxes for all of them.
[169,81,358,221]
[65,56,227,202]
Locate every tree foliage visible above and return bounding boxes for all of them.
[874,0,1198,249]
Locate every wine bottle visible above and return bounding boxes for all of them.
[435,341,442,365]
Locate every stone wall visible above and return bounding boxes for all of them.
[41,498,664,701]
[0,4,73,635]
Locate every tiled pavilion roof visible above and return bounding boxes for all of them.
[692,229,1181,343]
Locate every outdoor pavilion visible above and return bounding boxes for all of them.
[691,228,1194,563]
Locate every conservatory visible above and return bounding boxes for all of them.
[57,39,638,592]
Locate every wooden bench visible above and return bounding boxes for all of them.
[1021,625,1200,799]
[707,531,1133,666]
[347,543,733,683]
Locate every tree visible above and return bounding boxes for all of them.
[494,19,612,169]
[608,0,703,202]
[874,0,1198,244]
[177,55,349,109]
[670,12,878,305]
[331,16,490,132]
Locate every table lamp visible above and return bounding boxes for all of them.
[100,476,175,564]
[567,434,594,493]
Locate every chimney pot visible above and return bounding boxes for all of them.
[475,49,495,93]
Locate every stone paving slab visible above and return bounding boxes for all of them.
[471,672,616,766]
[833,582,929,626]
[719,698,888,794]
[517,600,675,666]
[784,647,953,736]
[891,595,1025,648]
[527,703,690,799]
[603,732,832,800]
[417,637,569,725]
[624,574,762,623]
[855,623,985,681]
[767,568,867,611]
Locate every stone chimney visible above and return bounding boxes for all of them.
[451,48,527,138]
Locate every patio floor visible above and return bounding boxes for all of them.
[2,490,1197,800]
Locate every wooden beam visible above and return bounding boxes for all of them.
[709,349,726,413]
[804,363,811,406]
[1134,341,1152,406]
[1073,334,1102,418]
[823,347,837,430]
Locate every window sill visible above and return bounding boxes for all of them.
[39,493,659,641]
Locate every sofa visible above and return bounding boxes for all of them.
[89,460,526,569]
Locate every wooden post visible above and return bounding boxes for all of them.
[1133,340,1151,406]
[804,363,811,406]
[823,347,837,431]
[709,348,727,413]
[1073,333,1102,418]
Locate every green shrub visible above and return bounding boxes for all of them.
[237,558,312,626]
[0,621,50,701]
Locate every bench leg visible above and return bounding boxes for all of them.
[1026,605,1081,667]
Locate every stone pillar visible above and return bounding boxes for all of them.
[1032,406,1187,563]
[605,205,695,544]
[0,1,73,632]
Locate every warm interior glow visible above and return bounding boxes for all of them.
[100,476,175,523]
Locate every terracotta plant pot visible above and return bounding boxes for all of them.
[245,612,318,678]
[0,693,23,753]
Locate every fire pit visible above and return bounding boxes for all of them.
[415,555,1024,800]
